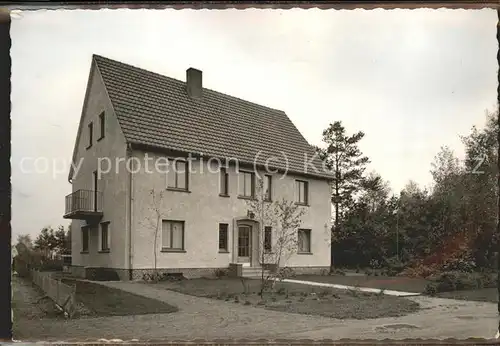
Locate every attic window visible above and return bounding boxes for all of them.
[87,122,93,149]
[98,112,105,140]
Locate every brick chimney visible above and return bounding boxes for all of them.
[186,67,202,99]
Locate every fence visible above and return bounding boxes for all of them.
[31,270,77,318]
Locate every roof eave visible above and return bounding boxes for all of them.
[128,142,334,181]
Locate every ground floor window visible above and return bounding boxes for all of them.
[100,222,110,251]
[298,229,311,253]
[162,220,185,250]
[218,223,228,252]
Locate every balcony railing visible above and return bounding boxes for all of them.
[64,189,103,220]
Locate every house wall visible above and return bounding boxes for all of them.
[130,150,332,275]
[69,61,129,276]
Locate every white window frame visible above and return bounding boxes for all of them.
[218,223,229,252]
[167,159,189,191]
[238,170,255,198]
[297,228,311,253]
[295,180,309,205]
[162,220,185,251]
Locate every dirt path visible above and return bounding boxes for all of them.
[13,280,500,341]
[12,276,61,320]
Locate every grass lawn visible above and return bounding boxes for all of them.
[435,288,498,303]
[295,274,499,303]
[294,274,431,293]
[61,278,178,318]
[156,277,420,319]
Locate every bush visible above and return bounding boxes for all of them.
[441,256,476,273]
[13,256,30,277]
[369,259,382,269]
[39,260,63,272]
[214,268,228,278]
[424,283,438,296]
[482,273,497,288]
[277,267,295,280]
[347,288,360,297]
[428,271,493,293]
[384,257,405,274]
[14,250,61,277]
[142,272,162,282]
[331,268,346,276]
[318,289,331,298]
[276,287,286,295]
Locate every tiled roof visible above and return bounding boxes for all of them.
[94,55,332,179]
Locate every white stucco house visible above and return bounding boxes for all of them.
[64,54,333,280]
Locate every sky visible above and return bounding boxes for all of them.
[10,8,498,241]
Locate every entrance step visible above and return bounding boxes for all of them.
[241,267,271,278]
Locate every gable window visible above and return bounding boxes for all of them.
[81,227,89,253]
[218,223,229,252]
[298,229,311,253]
[99,222,110,252]
[167,159,188,191]
[238,171,254,198]
[220,167,229,196]
[264,175,272,201]
[87,122,93,149]
[162,220,185,251]
[264,226,272,252]
[98,112,105,140]
[295,180,309,205]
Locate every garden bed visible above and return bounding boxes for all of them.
[156,277,420,320]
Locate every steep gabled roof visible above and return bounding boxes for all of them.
[92,54,332,179]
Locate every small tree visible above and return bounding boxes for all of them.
[16,234,33,250]
[245,177,305,296]
[34,227,57,259]
[271,199,306,284]
[245,177,275,295]
[64,225,72,255]
[140,189,169,281]
[54,225,69,256]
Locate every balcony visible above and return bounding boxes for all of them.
[64,189,103,222]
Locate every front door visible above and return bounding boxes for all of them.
[237,225,251,265]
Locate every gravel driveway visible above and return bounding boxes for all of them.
[13,279,500,342]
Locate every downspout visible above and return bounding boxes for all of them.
[232,217,236,263]
[127,143,133,280]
